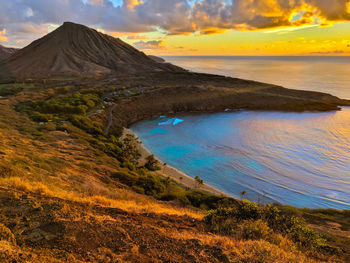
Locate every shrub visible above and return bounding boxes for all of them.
[44,122,57,131]
[15,91,103,122]
[132,185,145,194]
[0,84,23,96]
[135,174,166,198]
[236,219,272,240]
[121,160,136,171]
[161,192,191,206]
[69,115,103,135]
[108,127,123,139]
[185,190,225,210]
[287,217,326,249]
[144,155,161,171]
[29,112,50,122]
[119,134,141,164]
[111,171,138,185]
[204,200,341,255]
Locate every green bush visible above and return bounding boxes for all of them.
[108,127,124,139]
[121,160,137,171]
[144,155,161,171]
[185,190,225,210]
[16,91,102,120]
[236,219,272,240]
[119,134,141,163]
[204,200,340,254]
[69,115,103,135]
[112,171,138,185]
[0,84,23,96]
[29,111,51,122]
[135,174,166,198]
[288,217,326,249]
[160,191,191,206]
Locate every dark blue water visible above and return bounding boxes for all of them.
[131,108,350,210]
[163,56,350,99]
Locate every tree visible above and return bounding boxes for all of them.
[240,190,247,200]
[120,134,141,164]
[194,176,204,188]
[145,154,161,171]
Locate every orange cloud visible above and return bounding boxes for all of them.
[127,35,147,40]
[188,0,350,35]
[124,0,143,9]
[199,27,227,35]
[0,29,8,42]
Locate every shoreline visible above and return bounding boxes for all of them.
[124,128,227,197]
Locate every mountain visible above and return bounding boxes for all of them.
[0,22,183,80]
[148,55,166,63]
[0,45,18,61]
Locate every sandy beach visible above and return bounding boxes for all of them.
[123,128,227,196]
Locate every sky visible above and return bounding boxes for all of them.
[0,0,350,56]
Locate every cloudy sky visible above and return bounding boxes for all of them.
[0,0,350,55]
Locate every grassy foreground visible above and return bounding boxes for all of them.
[0,80,349,262]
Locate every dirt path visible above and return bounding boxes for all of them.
[104,103,117,136]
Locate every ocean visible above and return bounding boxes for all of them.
[131,56,350,210]
[163,56,350,99]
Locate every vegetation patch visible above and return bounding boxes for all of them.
[204,200,342,258]
[0,84,25,96]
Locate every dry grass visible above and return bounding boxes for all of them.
[0,97,204,220]
[0,223,16,245]
[164,229,324,263]
[0,87,347,262]
[0,176,204,220]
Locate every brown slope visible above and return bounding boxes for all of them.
[0,45,18,61]
[0,22,183,80]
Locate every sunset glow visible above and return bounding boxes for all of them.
[0,0,350,55]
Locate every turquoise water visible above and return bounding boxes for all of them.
[132,109,350,210]
[131,56,350,209]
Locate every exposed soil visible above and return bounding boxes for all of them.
[0,188,230,263]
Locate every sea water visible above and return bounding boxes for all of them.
[164,56,350,99]
[131,56,350,209]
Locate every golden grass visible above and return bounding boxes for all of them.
[1,176,52,195]
[0,96,205,220]
[0,176,204,220]
[163,230,323,263]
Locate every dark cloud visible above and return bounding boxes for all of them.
[0,0,349,47]
[133,40,164,49]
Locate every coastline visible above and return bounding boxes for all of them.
[124,128,227,197]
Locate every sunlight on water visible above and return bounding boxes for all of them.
[164,56,350,99]
[132,108,350,210]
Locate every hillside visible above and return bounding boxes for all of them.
[0,45,17,61]
[0,22,350,263]
[0,22,183,80]
[0,80,349,263]
[97,72,350,128]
